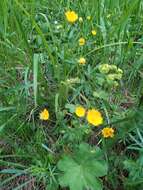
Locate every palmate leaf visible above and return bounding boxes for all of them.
[58,143,108,190]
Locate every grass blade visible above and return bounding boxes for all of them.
[33,53,39,107]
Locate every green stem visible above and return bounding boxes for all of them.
[85,41,143,56]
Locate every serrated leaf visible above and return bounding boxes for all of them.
[58,143,107,190]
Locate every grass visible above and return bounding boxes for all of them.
[0,0,143,190]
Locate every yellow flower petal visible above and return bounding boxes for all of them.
[75,106,86,117]
[78,57,86,65]
[91,30,97,36]
[102,127,114,138]
[79,38,85,46]
[86,109,103,126]
[65,11,78,23]
[39,108,49,120]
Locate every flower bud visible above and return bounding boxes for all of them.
[113,81,119,87]
[110,64,118,71]
[115,73,122,80]
[99,64,110,74]
[106,74,115,81]
[117,68,123,74]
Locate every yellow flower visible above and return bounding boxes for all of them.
[102,127,114,138]
[79,17,83,23]
[79,38,85,46]
[78,57,86,65]
[39,108,49,120]
[91,30,97,36]
[86,109,103,126]
[65,11,78,23]
[87,16,91,20]
[75,106,86,117]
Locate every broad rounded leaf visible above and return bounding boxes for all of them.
[58,143,108,190]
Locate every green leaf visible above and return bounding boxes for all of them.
[33,53,39,107]
[0,169,25,174]
[65,104,76,113]
[58,143,107,190]
[0,107,15,112]
[93,90,109,100]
